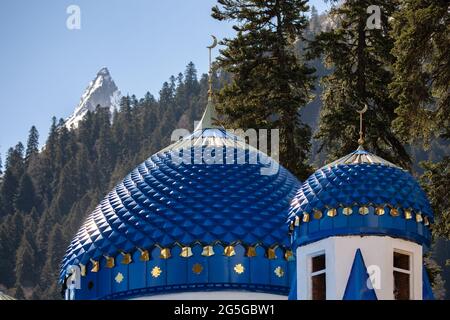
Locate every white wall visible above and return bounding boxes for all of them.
[296,236,422,300]
[133,291,287,300]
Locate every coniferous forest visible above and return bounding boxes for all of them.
[0,0,449,299]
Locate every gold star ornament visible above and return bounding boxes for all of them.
[115,272,124,284]
[151,266,162,278]
[234,263,245,274]
[192,263,203,275]
[274,266,284,278]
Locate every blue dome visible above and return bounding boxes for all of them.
[288,147,433,248]
[61,128,300,299]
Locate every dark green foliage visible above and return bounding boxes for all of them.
[15,229,36,288]
[390,0,449,146]
[14,174,36,213]
[25,126,39,165]
[0,227,15,286]
[389,1,449,252]
[420,158,450,239]
[212,0,315,179]
[40,224,66,293]
[0,144,25,216]
[308,0,411,168]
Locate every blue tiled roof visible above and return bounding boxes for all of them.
[288,148,433,247]
[343,249,377,300]
[60,129,300,298]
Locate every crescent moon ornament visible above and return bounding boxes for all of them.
[357,104,368,114]
[207,35,218,100]
[207,35,218,49]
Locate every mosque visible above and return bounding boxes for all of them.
[59,44,435,301]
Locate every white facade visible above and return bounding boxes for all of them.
[296,235,422,300]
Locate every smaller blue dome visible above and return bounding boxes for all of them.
[288,147,433,248]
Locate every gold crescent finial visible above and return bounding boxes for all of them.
[207,35,218,49]
[207,35,218,100]
[357,104,368,146]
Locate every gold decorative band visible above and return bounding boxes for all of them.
[111,263,287,283]
[76,242,294,276]
[289,204,431,231]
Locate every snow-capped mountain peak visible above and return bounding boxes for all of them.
[65,67,121,129]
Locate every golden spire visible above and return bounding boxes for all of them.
[194,36,220,131]
[206,35,218,100]
[357,104,368,146]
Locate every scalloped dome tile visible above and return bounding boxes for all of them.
[61,129,301,279]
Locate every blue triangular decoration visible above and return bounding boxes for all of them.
[343,249,378,300]
[288,271,297,300]
[422,267,435,300]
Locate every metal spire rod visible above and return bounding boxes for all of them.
[357,104,368,146]
[207,35,218,99]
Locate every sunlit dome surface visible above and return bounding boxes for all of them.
[60,103,301,299]
[0,291,15,300]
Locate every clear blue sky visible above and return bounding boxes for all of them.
[0,0,329,163]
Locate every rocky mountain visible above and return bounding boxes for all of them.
[65,67,121,129]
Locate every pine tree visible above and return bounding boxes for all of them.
[308,0,411,168]
[34,117,59,205]
[78,110,96,152]
[0,169,15,217]
[14,173,36,213]
[50,162,80,219]
[94,113,116,188]
[54,119,74,170]
[0,226,13,285]
[15,229,36,288]
[0,213,24,287]
[36,209,56,251]
[113,95,139,161]
[389,0,449,242]
[156,79,178,145]
[25,126,39,165]
[420,158,450,239]
[160,81,175,107]
[212,0,315,179]
[137,95,159,159]
[183,62,200,100]
[45,117,58,165]
[390,0,449,146]
[309,5,320,35]
[0,144,25,216]
[40,224,66,296]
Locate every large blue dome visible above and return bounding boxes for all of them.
[60,126,300,299]
[288,147,433,249]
